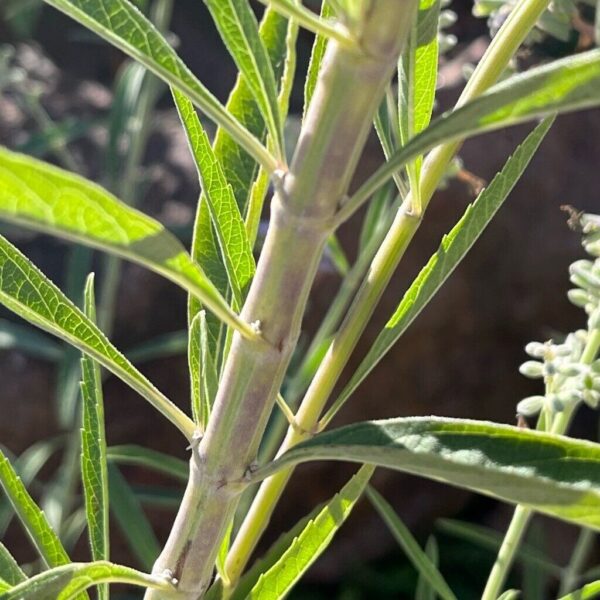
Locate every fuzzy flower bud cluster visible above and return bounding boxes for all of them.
[516,212,600,419]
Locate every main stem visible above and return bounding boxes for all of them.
[145,3,415,598]
[226,0,550,583]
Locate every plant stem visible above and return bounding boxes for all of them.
[481,506,533,600]
[145,4,415,598]
[559,529,595,596]
[227,0,551,581]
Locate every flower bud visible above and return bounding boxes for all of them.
[558,363,585,377]
[567,288,589,308]
[583,389,600,409]
[549,394,566,413]
[589,308,600,330]
[525,341,547,358]
[519,361,544,378]
[516,396,544,416]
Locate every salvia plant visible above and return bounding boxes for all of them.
[2,0,600,598]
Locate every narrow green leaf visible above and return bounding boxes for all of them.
[258,417,600,531]
[203,0,283,159]
[559,580,600,599]
[0,232,195,439]
[0,448,70,568]
[399,0,440,202]
[350,48,600,212]
[41,0,277,172]
[0,543,26,586]
[80,275,109,600]
[188,8,289,357]
[248,465,374,599]
[303,1,334,117]
[107,465,160,571]
[0,561,173,600]
[173,89,255,306]
[0,318,63,362]
[106,445,188,483]
[0,146,255,341]
[228,501,327,600]
[367,486,456,600]
[0,579,11,594]
[415,536,439,600]
[332,117,553,415]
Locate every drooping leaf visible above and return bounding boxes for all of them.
[0,561,173,600]
[107,465,160,571]
[349,48,600,213]
[0,146,254,340]
[247,465,374,599]
[80,275,109,600]
[0,543,26,586]
[0,448,70,568]
[173,89,255,306]
[0,232,195,439]
[106,445,188,483]
[203,0,283,159]
[367,486,456,600]
[331,117,553,416]
[41,0,276,172]
[257,417,600,531]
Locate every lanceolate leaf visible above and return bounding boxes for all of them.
[399,0,440,199]
[559,580,600,599]
[173,90,255,305]
[0,543,26,586]
[41,0,276,172]
[0,234,195,440]
[247,465,374,599]
[0,561,173,600]
[203,0,283,159]
[367,487,456,600]
[80,275,109,600]
[0,146,254,340]
[0,449,70,568]
[256,417,600,531]
[351,48,600,209]
[332,117,553,414]
[189,8,289,357]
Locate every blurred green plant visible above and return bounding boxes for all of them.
[0,1,600,599]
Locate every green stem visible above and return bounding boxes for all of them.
[146,5,416,598]
[559,529,595,596]
[227,0,550,578]
[481,506,533,600]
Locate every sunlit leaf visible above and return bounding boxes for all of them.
[331,117,553,415]
[258,417,600,531]
[203,0,283,158]
[0,146,254,340]
[0,233,195,439]
[41,0,276,172]
[247,465,374,599]
[0,561,173,600]
[80,275,109,600]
